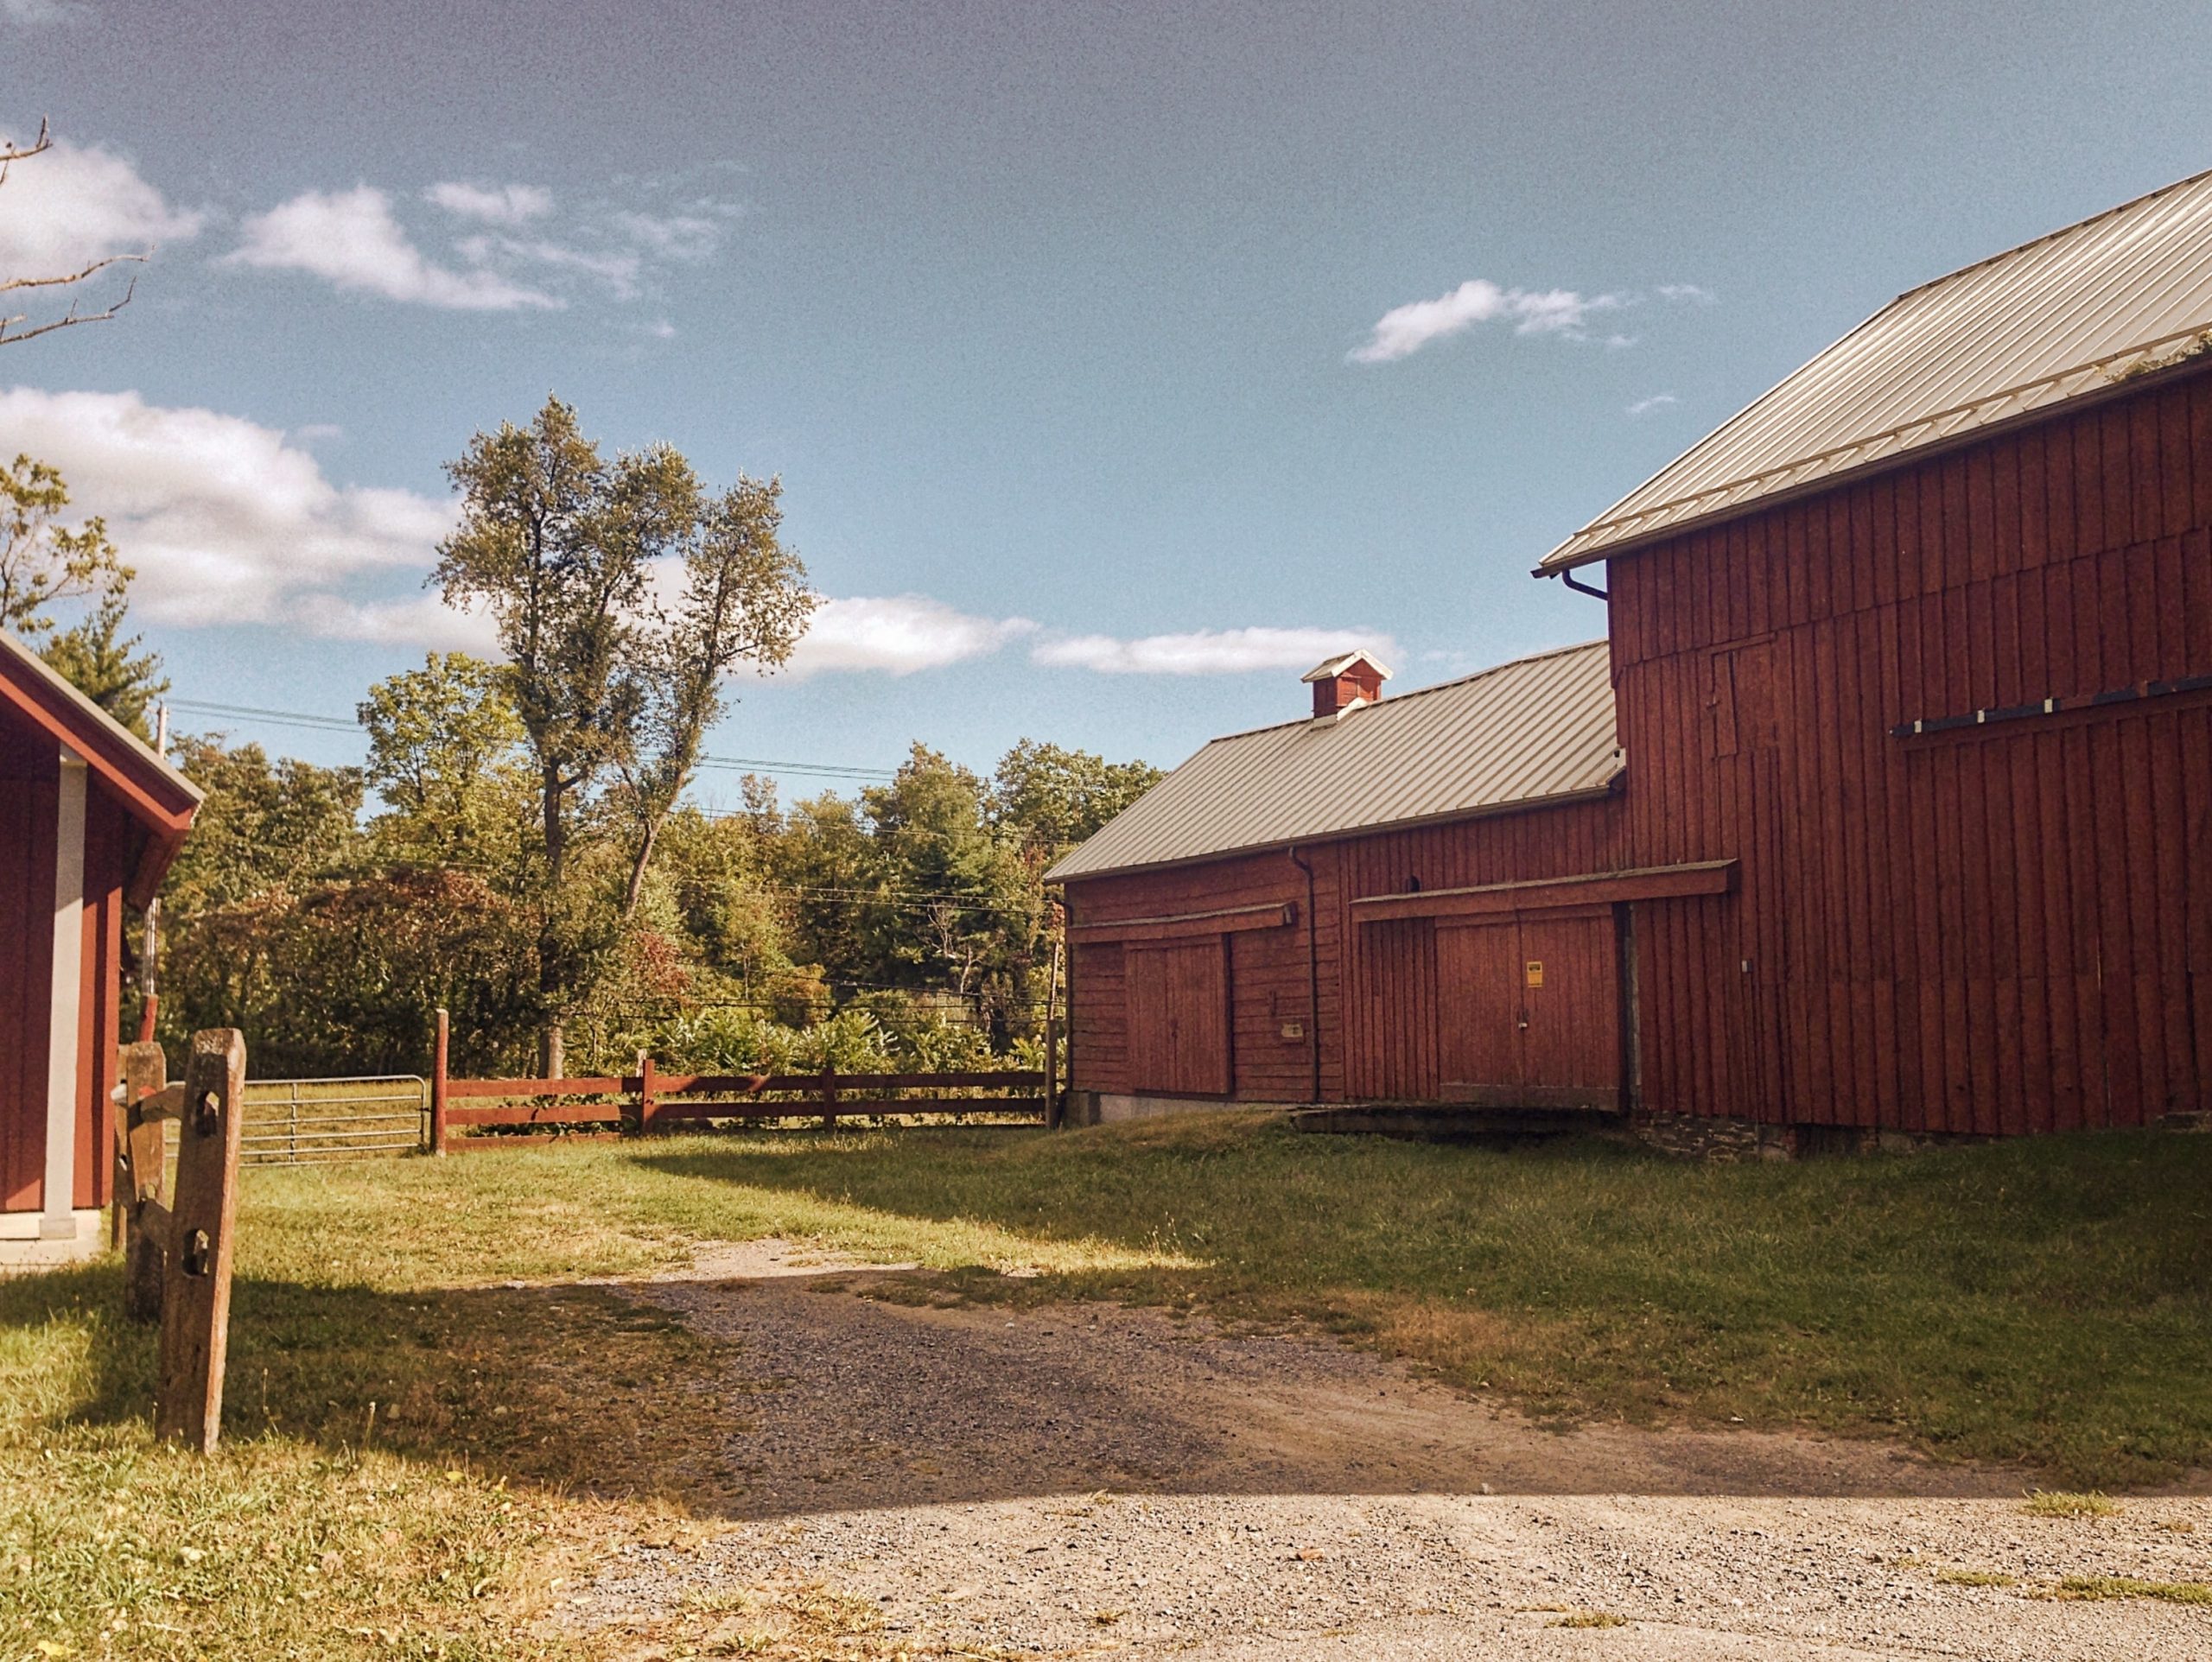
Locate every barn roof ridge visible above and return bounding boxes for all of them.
[1541,165,2212,571]
[1198,636,1608,749]
[1045,638,1618,883]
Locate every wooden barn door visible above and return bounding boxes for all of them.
[1355,917,1438,1100]
[1436,906,1620,1110]
[1124,938,1231,1095]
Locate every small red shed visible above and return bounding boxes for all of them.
[1,628,200,1259]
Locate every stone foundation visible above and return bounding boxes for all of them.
[1063,1092,1306,1126]
[1628,1111,2005,1161]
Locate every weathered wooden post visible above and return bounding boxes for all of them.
[156,1029,245,1453]
[117,1040,170,1323]
[637,1050,658,1134]
[821,1063,838,1131]
[429,1006,449,1155]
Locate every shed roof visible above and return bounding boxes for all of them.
[1045,639,1620,883]
[0,627,202,905]
[1542,167,2212,571]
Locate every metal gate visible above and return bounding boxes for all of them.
[238,1076,429,1165]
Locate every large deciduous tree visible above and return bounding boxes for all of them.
[432,396,814,1072]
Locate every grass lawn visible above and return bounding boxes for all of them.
[3,1113,2208,1656]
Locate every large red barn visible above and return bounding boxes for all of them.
[1048,170,2212,1150]
[1,629,200,1259]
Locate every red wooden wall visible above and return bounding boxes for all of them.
[1065,361,2212,1136]
[0,720,130,1212]
[1606,362,2212,1134]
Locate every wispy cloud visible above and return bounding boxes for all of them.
[1,0,87,23]
[0,137,203,276]
[1626,392,1679,417]
[1350,279,1627,364]
[1033,625,1400,676]
[227,187,560,310]
[784,595,1038,678]
[1657,282,1717,305]
[425,181,554,226]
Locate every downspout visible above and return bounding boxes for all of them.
[1559,568,1609,601]
[1287,846,1322,1105]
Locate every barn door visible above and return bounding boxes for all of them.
[1436,907,1621,1110]
[1356,917,1438,1099]
[1124,938,1231,1095]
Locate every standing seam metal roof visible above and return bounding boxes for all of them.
[1542,166,2212,570]
[1044,639,1620,882]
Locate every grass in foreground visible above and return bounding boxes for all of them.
[248,1114,2212,1485]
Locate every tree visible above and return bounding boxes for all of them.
[616,474,813,916]
[431,396,815,1072]
[40,579,168,740]
[992,739,1161,860]
[357,652,531,871]
[1,454,126,639]
[0,121,143,348]
[162,738,365,917]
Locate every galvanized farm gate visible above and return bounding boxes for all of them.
[238,1075,429,1165]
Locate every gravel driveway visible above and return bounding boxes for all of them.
[571,1240,2212,1659]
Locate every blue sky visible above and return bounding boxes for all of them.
[6,0,2211,806]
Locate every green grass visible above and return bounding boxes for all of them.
[2022,1490,2120,1519]
[4,1113,2206,1653]
[264,1114,2212,1484]
[2045,1576,2212,1605]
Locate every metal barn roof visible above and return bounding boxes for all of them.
[1045,639,1620,882]
[1542,168,2212,571]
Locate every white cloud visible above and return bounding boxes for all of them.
[0,387,460,629]
[1657,282,1717,304]
[1350,279,1626,364]
[1626,392,1679,416]
[291,591,499,653]
[610,208,727,261]
[425,181,554,226]
[782,594,1037,678]
[0,138,203,278]
[226,187,559,310]
[1033,625,1401,676]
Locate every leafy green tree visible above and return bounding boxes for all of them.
[162,738,365,917]
[357,652,531,871]
[1,454,126,640]
[39,576,168,741]
[992,739,1161,860]
[431,396,814,1073]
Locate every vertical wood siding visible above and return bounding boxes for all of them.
[0,727,56,1211]
[1608,366,2212,1132]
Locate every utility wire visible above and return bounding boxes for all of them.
[163,696,900,781]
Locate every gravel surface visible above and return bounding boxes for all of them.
[572,1240,2212,1659]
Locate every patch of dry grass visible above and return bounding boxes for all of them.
[2021,1490,2120,1519]
[2040,1576,2212,1606]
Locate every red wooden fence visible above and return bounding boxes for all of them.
[429,1048,1052,1153]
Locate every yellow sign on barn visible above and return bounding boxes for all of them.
[1525,961,1544,988]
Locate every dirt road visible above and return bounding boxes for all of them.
[573,1240,2211,1659]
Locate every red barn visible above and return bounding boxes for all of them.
[1,629,200,1259]
[1050,170,2212,1150]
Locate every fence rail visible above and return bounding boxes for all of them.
[433,1057,1053,1151]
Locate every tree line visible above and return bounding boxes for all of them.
[4,398,1159,1081]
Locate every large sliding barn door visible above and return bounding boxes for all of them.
[1436,907,1620,1110]
[1124,938,1231,1095]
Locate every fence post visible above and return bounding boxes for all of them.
[821,1064,837,1131]
[429,1006,449,1155]
[638,1050,658,1134]
[118,1040,169,1324]
[1045,1013,1059,1130]
[156,1028,245,1454]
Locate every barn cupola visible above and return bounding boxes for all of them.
[1301,650,1393,720]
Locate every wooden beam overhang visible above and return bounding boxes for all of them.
[1351,859,1736,923]
[1070,900,1297,944]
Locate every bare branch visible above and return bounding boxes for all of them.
[0,117,52,181]
[0,251,147,295]
[0,274,137,347]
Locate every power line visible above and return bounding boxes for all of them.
[163,696,900,781]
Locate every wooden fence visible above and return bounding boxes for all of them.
[429,1016,1058,1152]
